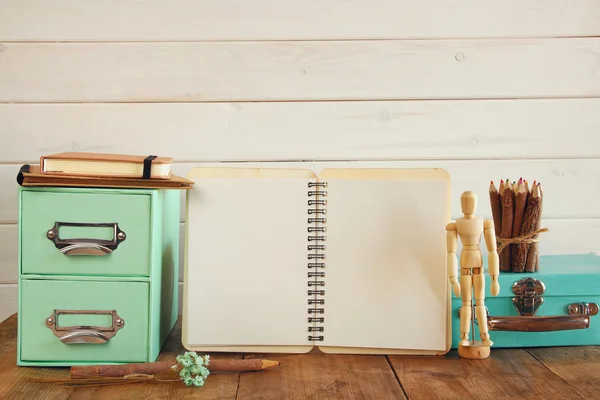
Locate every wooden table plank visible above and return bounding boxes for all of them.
[527,347,600,399]
[389,349,585,400]
[0,315,239,400]
[236,350,406,400]
[3,313,599,399]
[0,315,75,400]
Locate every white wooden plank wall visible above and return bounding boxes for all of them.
[0,1,599,320]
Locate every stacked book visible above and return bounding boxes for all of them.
[17,152,193,189]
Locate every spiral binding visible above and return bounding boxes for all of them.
[308,181,327,342]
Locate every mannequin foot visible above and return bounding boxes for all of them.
[459,339,470,346]
[458,341,491,359]
[482,339,493,347]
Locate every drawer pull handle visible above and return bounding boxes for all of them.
[45,309,125,344]
[46,222,126,256]
[58,330,113,345]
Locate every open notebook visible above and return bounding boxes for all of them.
[182,167,451,355]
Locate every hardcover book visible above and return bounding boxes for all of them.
[182,167,451,355]
[17,165,192,190]
[40,152,173,179]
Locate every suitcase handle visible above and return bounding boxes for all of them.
[46,221,126,256]
[457,303,598,332]
[488,314,592,332]
[489,302,597,332]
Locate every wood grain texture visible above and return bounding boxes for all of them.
[3,100,600,162]
[236,352,406,400]
[527,347,600,399]
[0,315,598,399]
[180,159,600,221]
[389,349,586,399]
[0,316,240,400]
[0,226,18,283]
[4,158,600,224]
[1,39,599,102]
[1,0,599,41]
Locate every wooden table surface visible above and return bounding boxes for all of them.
[1,314,598,399]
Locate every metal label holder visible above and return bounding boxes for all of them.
[45,309,125,344]
[46,221,126,256]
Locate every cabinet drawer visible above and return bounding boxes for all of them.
[20,189,151,276]
[19,279,149,363]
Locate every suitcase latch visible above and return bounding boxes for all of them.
[512,277,545,316]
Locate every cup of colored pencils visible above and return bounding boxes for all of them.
[489,178,548,273]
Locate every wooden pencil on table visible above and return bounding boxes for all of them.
[515,183,542,272]
[70,359,281,378]
[526,183,543,272]
[536,183,544,271]
[511,178,528,271]
[500,180,515,271]
[489,181,502,246]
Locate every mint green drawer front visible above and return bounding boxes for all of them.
[21,190,151,276]
[20,279,149,363]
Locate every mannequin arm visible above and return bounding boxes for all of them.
[484,219,500,296]
[446,222,460,297]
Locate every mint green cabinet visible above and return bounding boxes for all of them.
[17,187,180,366]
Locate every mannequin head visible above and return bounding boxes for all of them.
[461,191,477,217]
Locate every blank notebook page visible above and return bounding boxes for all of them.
[184,169,313,347]
[320,171,449,351]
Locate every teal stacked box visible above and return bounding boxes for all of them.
[451,254,600,348]
[17,186,180,366]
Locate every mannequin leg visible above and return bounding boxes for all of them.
[473,271,493,346]
[459,271,472,346]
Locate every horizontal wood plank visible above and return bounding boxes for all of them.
[0,314,596,399]
[175,220,596,281]
[3,99,600,162]
[4,158,600,223]
[527,347,600,398]
[0,217,598,285]
[1,39,598,102]
[0,226,17,283]
[172,159,600,221]
[1,1,599,41]
[389,349,585,399]
[237,352,406,400]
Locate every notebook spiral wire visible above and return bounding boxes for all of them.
[307,181,327,341]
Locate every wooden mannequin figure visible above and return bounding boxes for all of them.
[446,191,500,359]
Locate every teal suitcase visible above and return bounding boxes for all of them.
[17,186,180,366]
[451,254,600,348]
